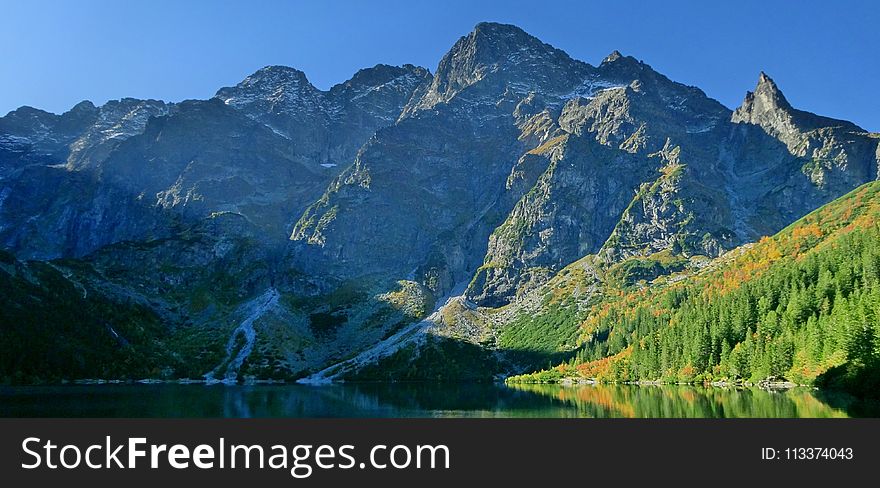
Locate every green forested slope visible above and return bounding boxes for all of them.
[510,181,880,397]
[0,251,174,383]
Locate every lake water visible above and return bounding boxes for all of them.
[0,383,870,418]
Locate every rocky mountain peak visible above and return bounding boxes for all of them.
[602,50,624,64]
[330,63,430,105]
[0,100,101,154]
[68,100,99,115]
[595,50,658,84]
[470,21,541,46]
[243,64,313,85]
[339,63,427,90]
[215,65,322,115]
[440,21,569,82]
[757,70,778,89]
[600,50,644,69]
[403,22,589,116]
[731,71,859,147]
[732,71,795,124]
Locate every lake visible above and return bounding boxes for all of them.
[0,383,870,418]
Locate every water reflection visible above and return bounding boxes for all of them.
[0,383,858,418]
[506,383,850,418]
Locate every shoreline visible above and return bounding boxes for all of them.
[1,377,810,392]
[510,377,813,391]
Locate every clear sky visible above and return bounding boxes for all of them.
[2,0,878,131]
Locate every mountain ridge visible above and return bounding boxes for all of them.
[1,22,878,388]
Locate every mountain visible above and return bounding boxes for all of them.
[0,63,429,259]
[290,23,733,295]
[1,22,878,390]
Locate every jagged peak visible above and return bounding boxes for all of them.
[69,100,98,113]
[593,51,690,99]
[3,105,57,118]
[215,65,318,100]
[402,22,588,116]
[752,71,792,108]
[471,21,531,39]
[245,65,314,89]
[214,65,324,114]
[733,71,861,140]
[601,50,624,64]
[438,21,577,76]
[251,64,310,79]
[2,100,98,123]
[597,49,652,76]
[732,71,793,124]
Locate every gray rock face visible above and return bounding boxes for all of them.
[0,99,174,259]
[98,99,325,235]
[732,72,851,148]
[401,22,592,117]
[290,101,524,285]
[0,164,173,260]
[216,64,431,171]
[0,63,429,260]
[466,56,737,303]
[291,23,610,292]
[598,141,736,263]
[0,101,99,175]
[876,139,880,179]
[66,98,172,170]
[467,135,657,306]
[731,72,876,190]
[722,73,879,241]
[289,23,879,309]
[467,68,879,305]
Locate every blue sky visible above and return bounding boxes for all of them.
[2,0,878,130]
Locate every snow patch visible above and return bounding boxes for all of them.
[561,79,626,100]
[266,125,291,140]
[686,122,717,134]
[0,134,32,148]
